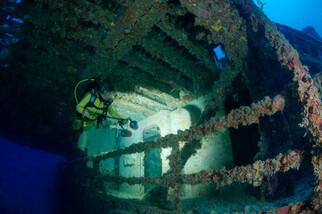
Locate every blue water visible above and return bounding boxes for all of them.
[0,138,65,214]
[255,0,322,37]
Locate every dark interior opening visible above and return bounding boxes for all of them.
[224,74,260,166]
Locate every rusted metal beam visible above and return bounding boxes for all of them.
[33,0,117,28]
[84,0,170,78]
[112,92,174,112]
[37,0,169,78]
[156,16,217,72]
[30,0,210,94]
[73,0,117,28]
[122,50,194,91]
[108,63,176,96]
[139,32,215,93]
[167,4,187,17]
[139,32,207,79]
[133,87,190,108]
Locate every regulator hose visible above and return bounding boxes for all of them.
[74,78,95,103]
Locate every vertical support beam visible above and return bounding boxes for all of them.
[114,130,121,190]
[168,142,182,213]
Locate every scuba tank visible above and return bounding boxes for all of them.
[74,78,96,104]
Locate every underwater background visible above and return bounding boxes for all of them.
[0,0,322,213]
[259,0,322,37]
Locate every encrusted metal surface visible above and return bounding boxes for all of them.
[1,0,321,212]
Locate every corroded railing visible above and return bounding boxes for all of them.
[232,0,322,212]
[82,96,283,164]
[73,95,304,213]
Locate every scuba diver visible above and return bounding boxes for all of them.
[73,78,138,153]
